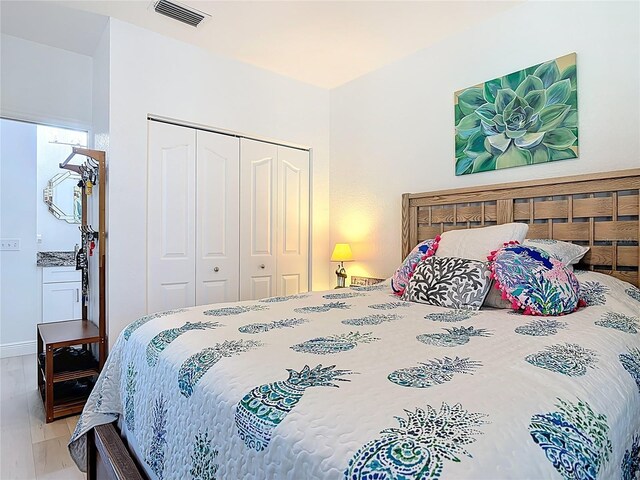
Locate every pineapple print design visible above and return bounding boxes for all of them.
[190,430,219,480]
[620,347,640,393]
[294,301,351,314]
[124,362,137,432]
[345,403,488,479]
[239,318,308,334]
[146,322,221,366]
[322,292,366,300]
[259,294,310,303]
[526,343,597,377]
[417,326,492,347]
[622,435,640,480]
[368,301,412,310]
[529,398,611,480]
[515,319,568,336]
[123,309,187,340]
[204,305,268,316]
[388,356,481,388]
[342,314,401,326]
[235,364,352,451]
[291,332,379,355]
[178,340,261,397]
[146,395,168,480]
[595,312,639,334]
[351,283,387,291]
[425,310,478,323]
[579,281,609,306]
[626,286,640,303]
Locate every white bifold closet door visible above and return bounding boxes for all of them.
[147,121,239,312]
[240,139,309,300]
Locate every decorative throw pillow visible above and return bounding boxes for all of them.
[403,256,492,310]
[483,282,512,309]
[523,239,589,266]
[391,236,440,296]
[488,243,581,316]
[436,223,529,261]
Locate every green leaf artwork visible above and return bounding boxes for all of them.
[455,53,578,176]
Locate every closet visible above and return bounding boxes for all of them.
[147,120,310,312]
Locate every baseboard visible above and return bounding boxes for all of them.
[0,340,37,358]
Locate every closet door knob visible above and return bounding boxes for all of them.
[213,267,219,272]
[259,264,266,269]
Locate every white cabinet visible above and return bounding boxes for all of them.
[42,266,82,323]
[147,121,310,311]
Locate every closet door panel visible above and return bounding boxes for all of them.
[276,146,309,295]
[240,139,278,300]
[147,122,196,312]
[196,131,239,305]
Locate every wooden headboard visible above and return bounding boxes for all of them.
[402,169,640,287]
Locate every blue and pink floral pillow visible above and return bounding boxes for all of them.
[391,236,440,296]
[488,242,581,315]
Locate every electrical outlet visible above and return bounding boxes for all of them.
[1,239,20,251]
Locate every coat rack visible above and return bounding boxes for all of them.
[37,147,107,422]
[60,147,107,365]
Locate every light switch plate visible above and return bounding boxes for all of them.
[1,239,20,251]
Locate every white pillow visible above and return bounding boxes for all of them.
[435,223,529,261]
[523,239,589,266]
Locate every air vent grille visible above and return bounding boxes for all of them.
[154,0,207,27]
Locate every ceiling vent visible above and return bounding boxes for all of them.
[153,0,209,27]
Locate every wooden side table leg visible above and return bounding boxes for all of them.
[45,345,54,423]
[37,330,43,393]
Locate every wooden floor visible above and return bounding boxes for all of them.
[0,355,85,480]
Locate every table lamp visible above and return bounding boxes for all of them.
[331,243,353,288]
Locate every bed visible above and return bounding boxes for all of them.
[70,168,640,480]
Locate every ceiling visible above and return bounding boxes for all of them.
[1,1,520,89]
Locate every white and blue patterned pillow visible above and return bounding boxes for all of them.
[523,239,589,266]
[403,256,492,310]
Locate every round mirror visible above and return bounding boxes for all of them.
[43,171,82,224]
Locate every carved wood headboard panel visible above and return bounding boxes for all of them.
[402,169,640,286]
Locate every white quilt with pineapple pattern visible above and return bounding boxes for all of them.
[69,271,640,480]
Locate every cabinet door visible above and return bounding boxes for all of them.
[42,281,82,323]
[239,139,278,300]
[276,146,309,295]
[147,122,197,312]
[195,131,240,305]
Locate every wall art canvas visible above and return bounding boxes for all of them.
[455,53,578,176]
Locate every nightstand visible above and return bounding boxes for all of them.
[350,276,385,287]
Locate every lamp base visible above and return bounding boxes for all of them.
[335,264,347,288]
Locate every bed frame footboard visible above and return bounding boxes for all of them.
[87,423,146,480]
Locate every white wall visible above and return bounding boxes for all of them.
[0,119,38,356]
[329,1,640,280]
[0,34,93,129]
[105,19,331,343]
[0,35,95,355]
[89,23,110,334]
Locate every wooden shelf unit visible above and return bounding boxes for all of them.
[37,147,107,423]
[37,319,102,422]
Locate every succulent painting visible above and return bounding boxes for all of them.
[455,53,578,175]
